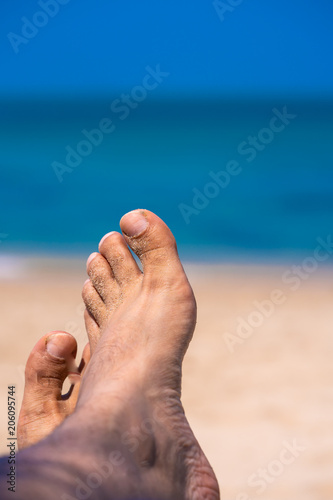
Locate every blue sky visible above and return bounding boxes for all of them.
[2,0,333,97]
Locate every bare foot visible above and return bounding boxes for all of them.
[14,209,220,500]
[18,332,90,449]
[77,209,219,499]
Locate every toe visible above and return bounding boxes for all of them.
[84,308,101,351]
[67,342,91,409]
[24,331,78,393]
[119,209,185,282]
[18,331,80,448]
[82,279,107,327]
[80,342,91,372]
[86,252,119,306]
[98,231,142,285]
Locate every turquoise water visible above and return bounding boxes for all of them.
[1,97,332,260]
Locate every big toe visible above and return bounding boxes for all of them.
[120,209,184,281]
[18,331,80,449]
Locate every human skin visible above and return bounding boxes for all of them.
[1,209,220,500]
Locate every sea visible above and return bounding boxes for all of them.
[1,96,333,263]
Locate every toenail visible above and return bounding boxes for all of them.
[120,210,149,237]
[86,252,99,268]
[99,231,116,249]
[46,334,74,359]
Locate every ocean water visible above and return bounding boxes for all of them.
[1,97,332,261]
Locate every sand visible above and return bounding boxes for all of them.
[0,256,332,499]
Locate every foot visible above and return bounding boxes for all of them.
[17,332,90,449]
[79,209,219,499]
[18,209,220,500]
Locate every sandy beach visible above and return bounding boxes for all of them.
[0,256,332,499]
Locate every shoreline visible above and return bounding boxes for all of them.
[1,251,333,273]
